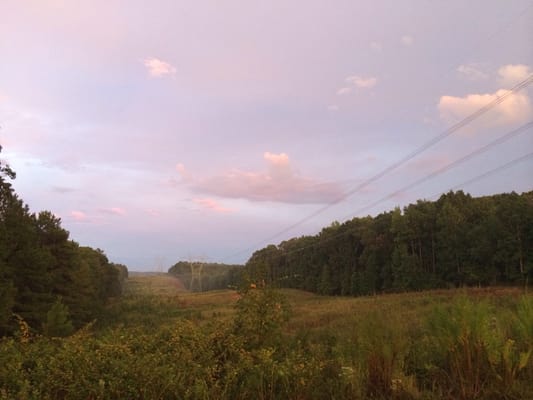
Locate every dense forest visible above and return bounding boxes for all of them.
[0,146,128,336]
[245,190,533,295]
[168,261,242,291]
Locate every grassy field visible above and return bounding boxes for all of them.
[1,274,532,399]
[120,274,526,334]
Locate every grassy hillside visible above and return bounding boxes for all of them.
[1,274,532,399]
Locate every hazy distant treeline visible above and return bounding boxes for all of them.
[0,146,128,336]
[245,190,533,295]
[168,261,243,291]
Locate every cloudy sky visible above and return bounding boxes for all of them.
[1,0,532,270]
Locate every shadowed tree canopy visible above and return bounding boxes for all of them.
[0,146,128,336]
[244,190,533,296]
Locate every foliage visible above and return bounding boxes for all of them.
[2,273,532,399]
[43,299,74,338]
[0,146,128,337]
[406,296,533,399]
[233,283,291,349]
[244,190,533,296]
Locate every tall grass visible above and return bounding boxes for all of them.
[1,277,531,399]
[406,296,533,399]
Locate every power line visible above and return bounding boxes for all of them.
[271,150,533,260]
[234,120,533,259]
[390,2,533,117]
[223,74,533,262]
[338,119,533,221]
[430,152,533,200]
[223,4,533,262]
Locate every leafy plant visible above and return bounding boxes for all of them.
[233,284,291,349]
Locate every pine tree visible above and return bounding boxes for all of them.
[43,299,74,337]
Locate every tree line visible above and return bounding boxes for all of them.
[0,146,128,336]
[245,190,533,295]
[168,261,243,291]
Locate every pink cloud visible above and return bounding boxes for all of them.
[98,207,126,216]
[111,207,126,215]
[70,210,87,221]
[175,162,192,181]
[190,152,344,204]
[143,57,176,78]
[146,208,160,217]
[193,198,233,213]
[175,163,186,174]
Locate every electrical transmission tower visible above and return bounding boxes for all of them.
[154,256,165,273]
[188,255,206,292]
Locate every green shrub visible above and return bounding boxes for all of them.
[407,296,533,399]
[233,285,291,349]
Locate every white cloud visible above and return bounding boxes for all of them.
[456,63,489,81]
[336,87,352,95]
[263,151,289,167]
[143,57,176,78]
[346,75,378,88]
[438,89,532,130]
[401,35,414,46]
[189,152,344,204]
[498,64,531,87]
[327,104,339,111]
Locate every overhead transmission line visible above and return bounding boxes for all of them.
[223,4,533,262]
[224,74,533,262]
[269,148,533,260]
[429,152,533,200]
[386,2,533,119]
[338,119,533,221]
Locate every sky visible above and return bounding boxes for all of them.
[1,0,532,271]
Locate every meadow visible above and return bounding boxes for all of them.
[1,274,532,400]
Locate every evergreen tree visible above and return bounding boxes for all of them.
[43,298,74,337]
[0,146,128,337]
